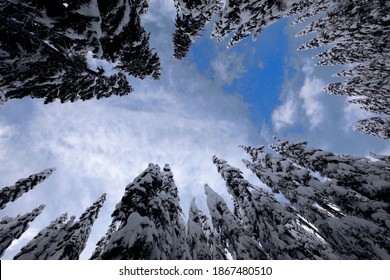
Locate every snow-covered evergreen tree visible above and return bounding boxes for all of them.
[0,0,160,104]
[211,0,300,47]
[288,0,334,25]
[242,144,390,259]
[188,198,216,259]
[241,145,342,219]
[212,155,337,259]
[355,117,390,140]
[173,0,222,59]
[13,213,71,260]
[0,168,55,210]
[242,145,390,230]
[98,164,190,260]
[47,194,106,260]
[0,204,45,257]
[204,184,268,260]
[270,138,390,202]
[98,164,162,260]
[160,164,191,259]
[99,0,161,79]
[295,0,390,138]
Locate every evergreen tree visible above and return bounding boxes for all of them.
[242,145,390,230]
[0,168,55,210]
[160,164,191,259]
[0,0,130,103]
[98,164,162,260]
[295,0,390,138]
[270,138,390,201]
[209,0,336,47]
[211,0,299,48]
[13,213,71,260]
[212,155,336,259]
[0,204,45,257]
[173,0,222,59]
[99,0,161,79]
[288,0,334,25]
[99,164,190,260]
[0,0,160,104]
[241,145,343,219]
[242,145,390,259]
[48,194,106,260]
[297,1,388,55]
[355,117,390,140]
[204,184,268,260]
[188,198,214,259]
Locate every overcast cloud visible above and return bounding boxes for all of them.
[299,62,326,129]
[272,91,298,131]
[211,52,247,85]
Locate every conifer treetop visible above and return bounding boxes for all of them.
[0,168,56,210]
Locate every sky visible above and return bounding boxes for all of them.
[0,0,389,260]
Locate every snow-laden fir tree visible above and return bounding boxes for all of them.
[0,0,131,103]
[270,138,390,202]
[160,164,191,259]
[173,0,335,51]
[187,198,226,259]
[97,164,190,260]
[241,145,345,219]
[355,117,390,140]
[0,168,55,210]
[13,213,73,260]
[211,0,301,48]
[47,193,106,260]
[242,145,390,230]
[204,184,268,260]
[187,198,211,260]
[212,155,337,259]
[287,0,335,25]
[0,204,45,257]
[98,0,161,79]
[98,164,163,260]
[173,0,223,59]
[241,145,390,259]
[295,0,390,138]
[0,0,160,104]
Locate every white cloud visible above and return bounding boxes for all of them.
[299,66,326,129]
[0,122,15,156]
[211,51,247,85]
[272,92,298,131]
[142,0,176,26]
[272,61,326,131]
